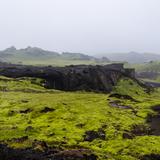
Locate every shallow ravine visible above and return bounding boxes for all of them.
[148,105,160,136]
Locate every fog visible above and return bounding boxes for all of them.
[0,0,160,54]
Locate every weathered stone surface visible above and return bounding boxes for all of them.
[0,62,135,92]
[0,144,97,160]
[52,149,97,160]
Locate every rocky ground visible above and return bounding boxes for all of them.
[0,69,160,159]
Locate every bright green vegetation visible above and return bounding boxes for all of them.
[0,76,160,159]
[0,76,46,92]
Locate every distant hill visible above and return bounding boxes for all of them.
[102,52,160,63]
[129,61,160,82]
[61,52,95,60]
[0,46,110,66]
[134,61,160,72]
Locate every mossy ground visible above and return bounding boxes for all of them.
[0,76,160,159]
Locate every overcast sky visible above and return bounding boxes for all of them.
[0,0,160,54]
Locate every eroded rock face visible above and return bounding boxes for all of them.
[0,62,135,92]
[147,105,160,135]
[141,154,160,160]
[53,149,97,160]
[0,144,97,160]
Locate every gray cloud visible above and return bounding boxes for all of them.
[0,0,160,54]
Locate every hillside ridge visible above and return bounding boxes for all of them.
[0,46,110,65]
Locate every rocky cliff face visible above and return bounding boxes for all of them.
[0,62,135,92]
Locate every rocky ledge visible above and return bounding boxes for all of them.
[0,62,135,92]
[0,143,97,160]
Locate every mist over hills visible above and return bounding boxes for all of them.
[1,47,160,65]
[0,46,110,66]
[100,52,160,63]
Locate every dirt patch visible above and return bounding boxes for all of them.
[141,154,160,160]
[147,105,160,136]
[20,108,32,114]
[149,115,160,135]
[109,100,138,115]
[53,149,97,160]
[152,105,160,112]
[124,105,160,139]
[21,100,29,103]
[8,136,28,143]
[0,144,97,160]
[25,126,34,132]
[32,140,48,152]
[109,93,139,102]
[40,107,55,113]
[109,100,133,109]
[8,110,16,116]
[83,129,106,142]
[131,124,151,136]
[123,124,152,139]
[76,123,85,128]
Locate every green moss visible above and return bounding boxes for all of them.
[0,76,160,159]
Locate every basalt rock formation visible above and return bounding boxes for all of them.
[0,144,97,160]
[0,62,135,92]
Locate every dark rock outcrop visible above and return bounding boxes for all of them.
[52,149,97,160]
[144,81,160,88]
[0,144,97,160]
[123,124,152,139]
[141,154,160,160]
[40,107,55,113]
[109,93,139,102]
[109,100,133,109]
[20,108,32,114]
[83,129,106,142]
[0,62,135,92]
[147,105,160,135]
